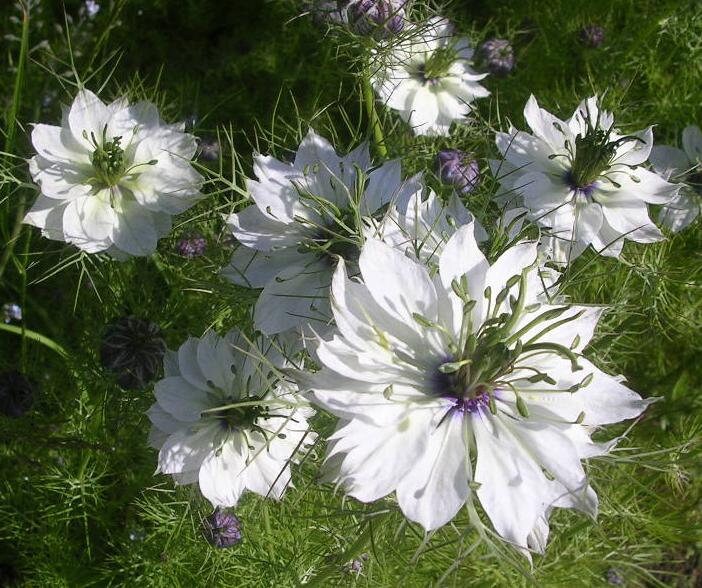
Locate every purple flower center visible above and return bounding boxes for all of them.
[565,170,598,199]
[451,392,490,414]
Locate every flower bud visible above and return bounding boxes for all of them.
[2,302,22,323]
[478,38,515,76]
[347,0,405,38]
[202,508,242,548]
[0,371,35,418]
[176,233,207,259]
[436,149,480,194]
[197,137,220,162]
[100,316,165,390]
[579,24,605,48]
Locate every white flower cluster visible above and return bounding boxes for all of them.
[20,4,696,562]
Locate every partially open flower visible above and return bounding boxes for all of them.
[436,149,480,193]
[25,89,204,257]
[100,316,166,389]
[202,507,242,548]
[0,371,35,418]
[649,125,702,231]
[221,129,420,337]
[478,38,515,76]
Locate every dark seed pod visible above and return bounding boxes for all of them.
[202,507,242,548]
[0,371,35,418]
[100,316,165,390]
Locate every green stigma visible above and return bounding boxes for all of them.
[89,127,126,187]
[418,47,457,84]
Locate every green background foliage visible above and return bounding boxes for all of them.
[0,0,700,586]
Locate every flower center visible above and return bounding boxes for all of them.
[567,127,617,189]
[421,269,587,421]
[91,134,126,187]
[213,398,268,431]
[417,47,456,84]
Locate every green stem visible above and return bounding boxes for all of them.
[0,323,69,358]
[362,72,387,159]
[0,3,30,283]
[305,515,381,586]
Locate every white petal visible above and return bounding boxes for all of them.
[658,191,700,232]
[155,376,209,422]
[23,195,66,240]
[649,145,690,177]
[177,338,209,390]
[197,331,236,392]
[157,425,216,475]
[222,245,308,288]
[198,440,247,507]
[359,239,438,325]
[396,411,470,530]
[226,204,305,252]
[682,125,702,162]
[473,412,559,550]
[111,192,158,256]
[68,89,110,150]
[600,197,663,243]
[254,257,332,335]
[325,410,434,502]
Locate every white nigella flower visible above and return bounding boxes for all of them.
[148,330,316,507]
[372,17,489,136]
[494,95,679,263]
[25,89,204,257]
[221,129,420,337]
[297,224,650,556]
[371,188,487,267]
[649,125,702,232]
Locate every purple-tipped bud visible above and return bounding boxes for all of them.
[0,371,35,418]
[605,569,624,586]
[197,137,220,162]
[176,233,207,259]
[436,150,480,194]
[347,0,405,38]
[203,508,242,548]
[100,316,165,390]
[2,302,22,323]
[579,24,605,48]
[478,38,515,76]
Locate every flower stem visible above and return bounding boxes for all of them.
[0,3,30,284]
[362,72,388,159]
[304,512,387,586]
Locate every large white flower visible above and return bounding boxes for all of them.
[24,89,204,257]
[649,125,702,232]
[148,330,316,507]
[371,188,487,267]
[372,17,489,136]
[221,129,420,337]
[297,224,649,556]
[494,95,679,263]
